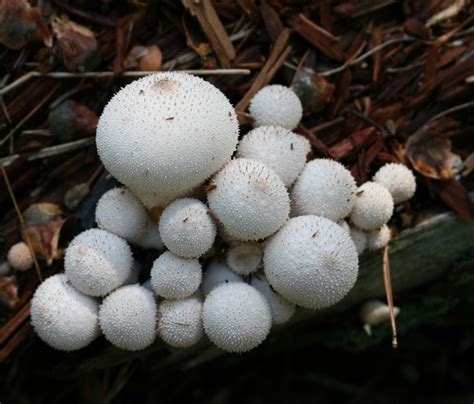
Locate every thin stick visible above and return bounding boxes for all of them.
[383,245,397,348]
[426,101,474,124]
[0,165,43,281]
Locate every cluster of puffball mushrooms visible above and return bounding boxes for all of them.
[29,72,416,353]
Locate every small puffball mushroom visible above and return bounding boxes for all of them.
[201,258,243,296]
[157,295,204,348]
[349,226,367,255]
[30,274,100,351]
[226,242,262,276]
[264,215,358,309]
[203,282,272,353]
[134,220,164,250]
[251,273,295,325]
[65,229,132,297]
[249,85,303,130]
[95,187,148,242]
[96,72,239,209]
[359,300,400,326]
[291,159,357,222]
[7,242,33,271]
[373,163,416,204]
[208,158,290,241]
[150,251,202,299]
[99,284,157,351]
[367,224,391,251]
[350,182,394,231]
[159,198,216,258]
[236,126,310,187]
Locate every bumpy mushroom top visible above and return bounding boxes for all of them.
[226,242,262,276]
[159,198,216,258]
[95,187,148,242]
[207,158,290,241]
[349,182,394,231]
[291,159,357,222]
[96,72,239,209]
[99,284,157,351]
[373,163,416,204]
[202,282,272,353]
[65,229,132,296]
[264,215,359,309]
[30,274,100,351]
[367,224,391,250]
[7,242,33,271]
[201,258,243,296]
[249,85,303,130]
[236,125,310,187]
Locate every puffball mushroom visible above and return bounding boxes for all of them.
[249,85,303,130]
[203,282,272,353]
[226,242,262,276]
[250,273,295,325]
[349,226,367,255]
[159,198,216,258]
[7,242,33,271]
[65,229,132,297]
[236,125,310,187]
[367,224,391,250]
[157,295,204,348]
[350,182,394,231]
[96,72,239,209]
[373,163,416,204]
[207,158,290,241]
[95,187,148,242]
[99,284,157,351]
[264,215,358,309]
[201,258,243,296]
[291,159,357,222]
[30,274,100,351]
[150,251,202,299]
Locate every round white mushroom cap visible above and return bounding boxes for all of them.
[203,282,272,353]
[236,125,310,187]
[159,198,216,258]
[208,158,290,241]
[264,215,359,309]
[65,228,132,297]
[95,187,148,243]
[291,159,357,222]
[30,274,100,351]
[367,224,391,250]
[150,251,202,299]
[157,295,203,348]
[250,273,295,324]
[96,72,239,209]
[249,85,303,130]
[134,220,164,250]
[350,182,394,231]
[201,258,243,296]
[349,226,367,255]
[99,284,157,351]
[373,163,416,204]
[226,242,262,276]
[7,242,33,271]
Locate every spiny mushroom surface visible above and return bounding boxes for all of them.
[349,226,367,255]
[367,224,391,250]
[99,284,157,351]
[150,251,202,299]
[95,187,148,243]
[7,242,33,271]
[226,242,262,276]
[373,163,416,204]
[203,282,272,353]
[30,274,100,351]
[264,215,358,309]
[291,159,357,222]
[159,198,216,258]
[201,258,243,296]
[157,295,204,348]
[207,158,290,241]
[249,85,303,130]
[65,228,132,297]
[96,72,239,209]
[236,125,310,187]
[349,182,394,231]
